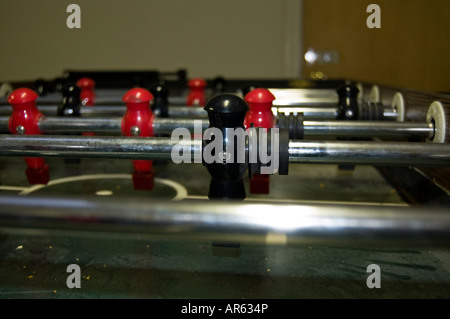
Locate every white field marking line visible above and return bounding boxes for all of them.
[0,185,28,191]
[18,174,132,195]
[14,174,188,201]
[185,195,408,207]
[156,178,188,201]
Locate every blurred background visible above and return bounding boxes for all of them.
[0,0,448,92]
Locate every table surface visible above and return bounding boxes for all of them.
[1,155,449,299]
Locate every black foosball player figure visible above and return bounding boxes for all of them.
[336,82,359,171]
[57,83,82,164]
[203,94,249,201]
[203,94,249,248]
[150,80,169,118]
[150,81,169,167]
[34,79,48,96]
[212,76,227,95]
[202,93,290,248]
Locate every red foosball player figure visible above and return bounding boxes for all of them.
[77,77,96,106]
[77,77,96,136]
[8,88,50,185]
[121,88,155,191]
[186,78,207,107]
[244,88,276,194]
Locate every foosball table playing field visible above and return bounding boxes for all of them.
[0,70,449,299]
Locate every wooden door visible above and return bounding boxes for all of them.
[302,0,450,92]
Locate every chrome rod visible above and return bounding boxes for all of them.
[153,118,209,135]
[0,105,208,118]
[79,105,208,118]
[0,117,431,139]
[288,140,450,166]
[0,195,449,246]
[303,121,434,139]
[0,117,8,129]
[0,94,192,106]
[38,117,122,133]
[0,135,202,161]
[275,107,337,120]
[0,134,449,166]
[0,105,398,121]
[0,117,210,135]
[0,88,338,105]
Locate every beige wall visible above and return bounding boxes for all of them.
[0,0,302,83]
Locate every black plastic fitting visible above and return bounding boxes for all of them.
[57,84,81,117]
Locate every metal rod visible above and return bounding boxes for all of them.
[275,107,337,120]
[0,117,210,135]
[163,106,207,118]
[0,134,449,166]
[269,88,338,107]
[0,195,449,246]
[73,105,125,115]
[0,94,187,106]
[40,117,211,135]
[0,88,339,105]
[303,121,434,139]
[275,107,398,121]
[37,117,122,133]
[0,104,398,121]
[0,93,128,105]
[0,105,208,118]
[0,135,202,161]
[288,140,450,166]
[153,118,209,135]
[0,117,431,139]
[0,117,8,129]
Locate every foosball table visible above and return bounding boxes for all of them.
[0,70,449,299]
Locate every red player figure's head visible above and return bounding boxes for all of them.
[7,87,39,105]
[244,88,276,105]
[76,77,95,90]
[244,88,276,129]
[123,87,153,104]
